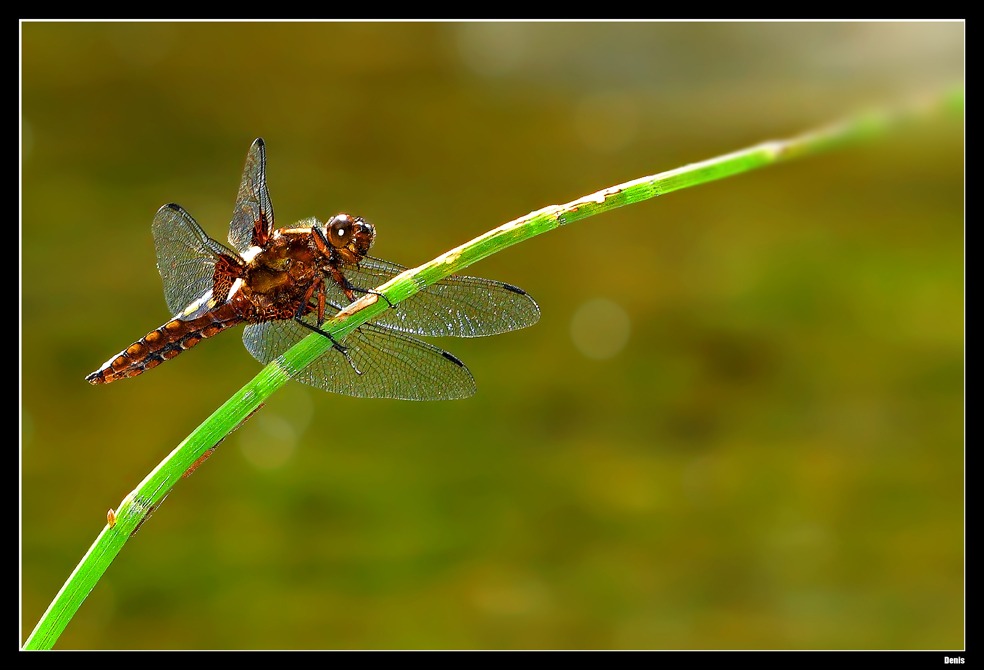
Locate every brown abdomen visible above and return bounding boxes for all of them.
[85,302,244,385]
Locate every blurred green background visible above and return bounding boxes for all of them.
[21,22,963,649]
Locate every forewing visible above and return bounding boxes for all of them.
[327,256,541,337]
[152,203,240,317]
[228,138,275,254]
[242,318,476,400]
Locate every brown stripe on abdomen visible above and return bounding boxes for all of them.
[85,302,244,385]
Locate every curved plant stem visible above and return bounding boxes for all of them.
[22,86,962,650]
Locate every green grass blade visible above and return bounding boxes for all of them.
[22,86,962,650]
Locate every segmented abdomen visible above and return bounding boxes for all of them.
[85,302,244,385]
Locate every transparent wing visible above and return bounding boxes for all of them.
[326,256,541,338]
[242,317,477,401]
[228,138,275,254]
[152,203,240,317]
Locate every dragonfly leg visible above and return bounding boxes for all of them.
[312,228,394,307]
[328,264,395,308]
[313,227,358,302]
[293,288,362,374]
[292,316,363,376]
[316,278,327,325]
[352,285,395,308]
[299,276,329,326]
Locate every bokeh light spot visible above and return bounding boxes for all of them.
[239,412,297,471]
[570,298,631,360]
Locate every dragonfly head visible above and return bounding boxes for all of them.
[324,213,375,263]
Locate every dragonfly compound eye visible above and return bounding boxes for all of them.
[326,214,356,249]
[327,214,375,260]
[347,217,375,256]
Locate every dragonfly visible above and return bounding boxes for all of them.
[86,138,540,400]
